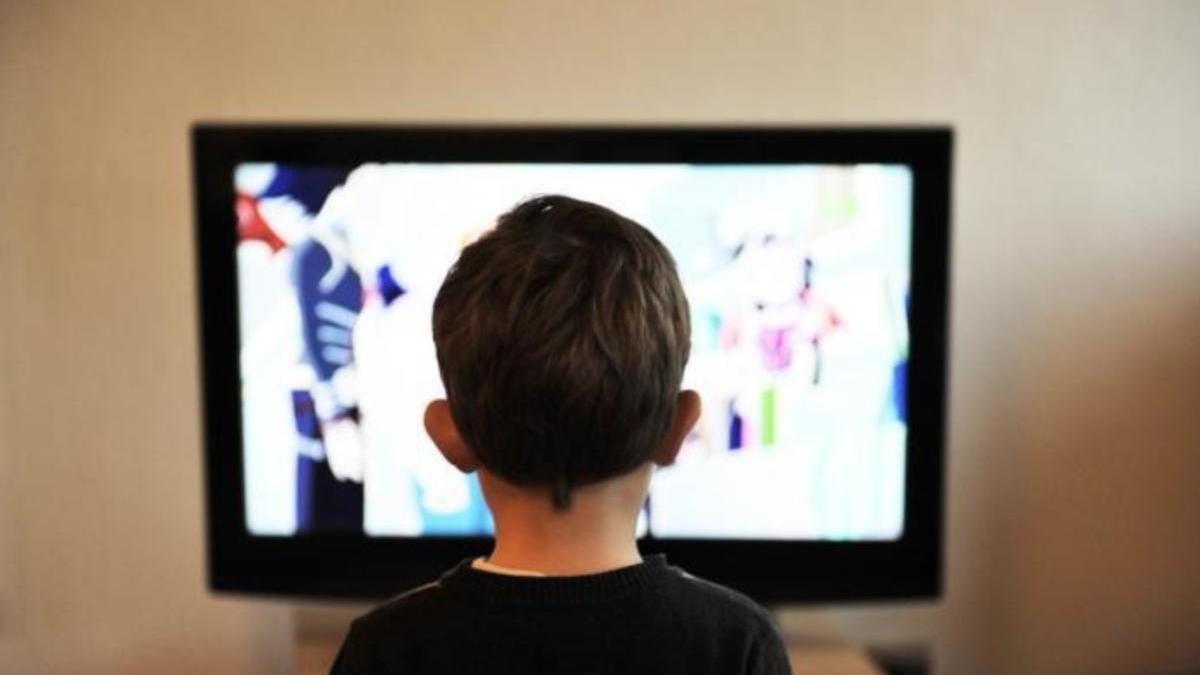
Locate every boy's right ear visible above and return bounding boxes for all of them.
[652,390,701,468]
[423,400,481,473]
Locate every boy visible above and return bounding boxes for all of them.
[330,195,793,674]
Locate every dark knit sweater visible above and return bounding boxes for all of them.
[329,555,793,674]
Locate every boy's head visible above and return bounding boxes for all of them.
[428,195,694,510]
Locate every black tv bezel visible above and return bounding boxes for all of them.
[193,125,951,604]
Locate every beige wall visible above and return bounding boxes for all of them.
[2,1,1198,673]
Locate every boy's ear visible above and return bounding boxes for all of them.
[652,390,701,468]
[423,400,480,473]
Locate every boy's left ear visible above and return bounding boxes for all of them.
[423,400,481,473]
[652,390,701,468]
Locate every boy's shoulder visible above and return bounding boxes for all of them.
[351,578,450,636]
[666,563,780,634]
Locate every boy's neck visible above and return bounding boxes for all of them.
[480,469,648,576]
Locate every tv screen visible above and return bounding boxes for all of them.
[194,126,950,602]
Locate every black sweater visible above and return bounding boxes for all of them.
[330,555,793,674]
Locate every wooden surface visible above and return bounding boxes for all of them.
[296,637,340,675]
[788,644,884,675]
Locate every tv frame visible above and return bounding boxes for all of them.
[192,124,951,604]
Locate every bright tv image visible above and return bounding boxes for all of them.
[233,162,913,542]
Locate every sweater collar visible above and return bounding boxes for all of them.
[441,554,672,606]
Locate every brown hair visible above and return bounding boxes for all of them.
[432,195,691,509]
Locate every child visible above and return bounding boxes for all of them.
[330,195,793,674]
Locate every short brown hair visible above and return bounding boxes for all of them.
[432,195,691,509]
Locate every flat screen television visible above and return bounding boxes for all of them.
[192,125,951,603]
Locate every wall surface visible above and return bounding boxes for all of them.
[2,1,1198,673]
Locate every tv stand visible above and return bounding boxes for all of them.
[785,643,886,674]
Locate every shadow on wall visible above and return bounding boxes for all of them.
[980,250,1200,674]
